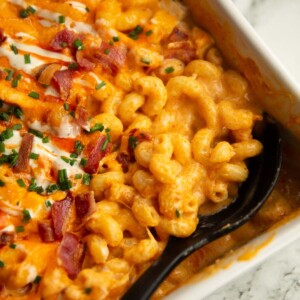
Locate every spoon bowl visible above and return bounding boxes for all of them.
[122,118,282,300]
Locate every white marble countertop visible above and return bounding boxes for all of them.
[205,1,300,299]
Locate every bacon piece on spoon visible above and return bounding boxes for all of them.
[14,133,34,173]
[58,232,84,279]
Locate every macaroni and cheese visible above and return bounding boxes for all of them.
[0,0,268,299]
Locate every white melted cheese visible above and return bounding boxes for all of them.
[24,264,37,283]
[38,19,53,27]
[54,116,81,138]
[9,0,96,34]
[7,37,73,63]
[4,131,23,154]
[8,0,26,8]
[67,1,88,14]
[0,45,46,74]
[0,225,15,232]
[15,32,36,40]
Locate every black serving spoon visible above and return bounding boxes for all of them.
[122,119,282,300]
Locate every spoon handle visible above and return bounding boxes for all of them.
[121,234,210,300]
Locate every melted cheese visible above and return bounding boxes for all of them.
[66,1,88,14]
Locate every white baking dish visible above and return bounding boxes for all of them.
[165,0,300,299]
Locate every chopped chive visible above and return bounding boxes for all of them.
[90,123,104,133]
[101,137,109,151]
[112,36,119,42]
[28,178,37,191]
[69,111,75,117]
[141,57,150,65]
[0,261,4,268]
[42,136,49,143]
[84,287,92,295]
[17,178,26,187]
[5,69,14,81]
[64,103,70,111]
[30,152,39,160]
[74,140,84,155]
[145,30,153,36]
[35,186,44,194]
[0,129,13,141]
[16,225,24,233]
[95,81,106,90]
[22,209,31,223]
[46,184,59,194]
[165,66,175,74]
[175,208,181,218]
[10,44,18,55]
[28,91,39,99]
[68,62,78,70]
[19,9,29,18]
[45,200,52,208]
[85,7,90,12]
[11,78,19,88]
[75,173,82,179]
[128,136,138,150]
[109,40,114,46]
[61,156,70,163]
[10,107,22,119]
[104,48,110,55]
[33,275,42,284]
[128,25,143,40]
[29,128,43,138]
[16,74,22,80]
[0,112,9,122]
[73,39,85,51]
[80,157,87,167]
[0,180,5,187]
[12,124,22,130]
[27,6,36,14]
[82,173,91,185]
[58,15,65,24]
[70,153,78,158]
[9,243,17,249]
[0,142,5,153]
[58,169,72,191]
[24,54,31,64]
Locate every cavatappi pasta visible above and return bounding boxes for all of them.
[0,0,273,299]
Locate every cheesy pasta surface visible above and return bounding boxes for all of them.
[0,0,263,299]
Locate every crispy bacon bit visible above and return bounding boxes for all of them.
[84,135,110,174]
[53,69,73,100]
[92,41,127,75]
[0,69,6,80]
[168,27,189,42]
[75,191,96,220]
[117,129,151,172]
[51,192,73,240]
[58,232,84,279]
[116,152,131,173]
[0,231,14,246]
[165,40,197,64]
[14,133,34,173]
[49,29,76,51]
[38,220,55,243]
[35,63,61,86]
[76,51,95,71]
[75,106,89,130]
[0,29,7,46]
